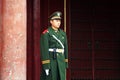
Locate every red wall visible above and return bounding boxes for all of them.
[0,0,2,55]
[27,0,41,80]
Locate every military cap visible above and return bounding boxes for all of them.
[49,11,62,20]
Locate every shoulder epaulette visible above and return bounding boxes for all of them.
[42,29,49,34]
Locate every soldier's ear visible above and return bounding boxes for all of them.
[50,20,53,24]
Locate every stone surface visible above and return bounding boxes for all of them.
[0,0,3,57]
[0,0,26,80]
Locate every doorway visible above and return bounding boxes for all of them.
[27,0,70,80]
[70,0,120,80]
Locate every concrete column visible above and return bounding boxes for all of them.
[0,0,26,80]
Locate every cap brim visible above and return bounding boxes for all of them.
[51,18,61,20]
[50,16,61,20]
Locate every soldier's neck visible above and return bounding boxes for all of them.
[51,26,58,31]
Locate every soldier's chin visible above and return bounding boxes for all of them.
[56,26,60,28]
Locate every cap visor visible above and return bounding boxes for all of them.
[51,18,61,20]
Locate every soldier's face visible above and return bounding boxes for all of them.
[50,19,61,29]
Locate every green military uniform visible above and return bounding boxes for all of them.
[40,26,68,80]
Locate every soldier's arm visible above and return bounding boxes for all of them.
[40,31,50,69]
[64,34,68,68]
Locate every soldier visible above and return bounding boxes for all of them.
[40,11,68,80]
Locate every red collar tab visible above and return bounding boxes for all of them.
[42,29,48,34]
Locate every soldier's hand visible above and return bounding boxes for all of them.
[45,69,49,76]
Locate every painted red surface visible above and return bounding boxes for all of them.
[0,0,26,80]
